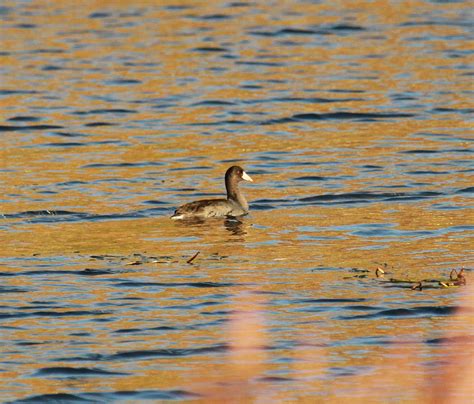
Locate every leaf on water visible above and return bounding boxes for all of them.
[375,267,385,277]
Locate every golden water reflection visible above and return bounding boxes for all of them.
[1,0,472,402]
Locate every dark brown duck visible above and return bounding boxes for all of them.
[171,166,253,220]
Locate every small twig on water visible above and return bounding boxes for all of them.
[411,282,423,291]
[187,251,200,264]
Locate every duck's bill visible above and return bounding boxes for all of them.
[242,171,253,182]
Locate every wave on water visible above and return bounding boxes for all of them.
[11,389,200,403]
[1,208,169,225]
[0,124,63,131]
[338,305,458,320]
[53,343,229,362]
[33,366,129,377]
[252,189,451,210]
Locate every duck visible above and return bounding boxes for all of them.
[171,166,253,220]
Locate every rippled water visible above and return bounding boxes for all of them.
[1,1,473,402]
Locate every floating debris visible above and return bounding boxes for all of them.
[343,268,370,279]
[375,267,385,278]
[89,254,124,261]
[440,282,452,288]
[449,268,466,285]
[209,252,228,260]
[389,278,420,284]
[411,282,423,291]
[186,251,200,264]
[389,268,467,290]
[440,269,467,287]
[344,266,467,290]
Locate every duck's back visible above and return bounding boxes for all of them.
[171,198,246,220]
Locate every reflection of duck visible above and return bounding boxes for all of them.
[171,216,248,238]
[224,218,247,236]
[171,166,253,220]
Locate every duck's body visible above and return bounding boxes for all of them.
[171,166,253,220]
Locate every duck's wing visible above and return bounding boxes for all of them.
[171,199,233,220]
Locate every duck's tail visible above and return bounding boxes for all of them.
[170,212,184,220]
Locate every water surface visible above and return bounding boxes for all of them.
[1,0,473,402]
